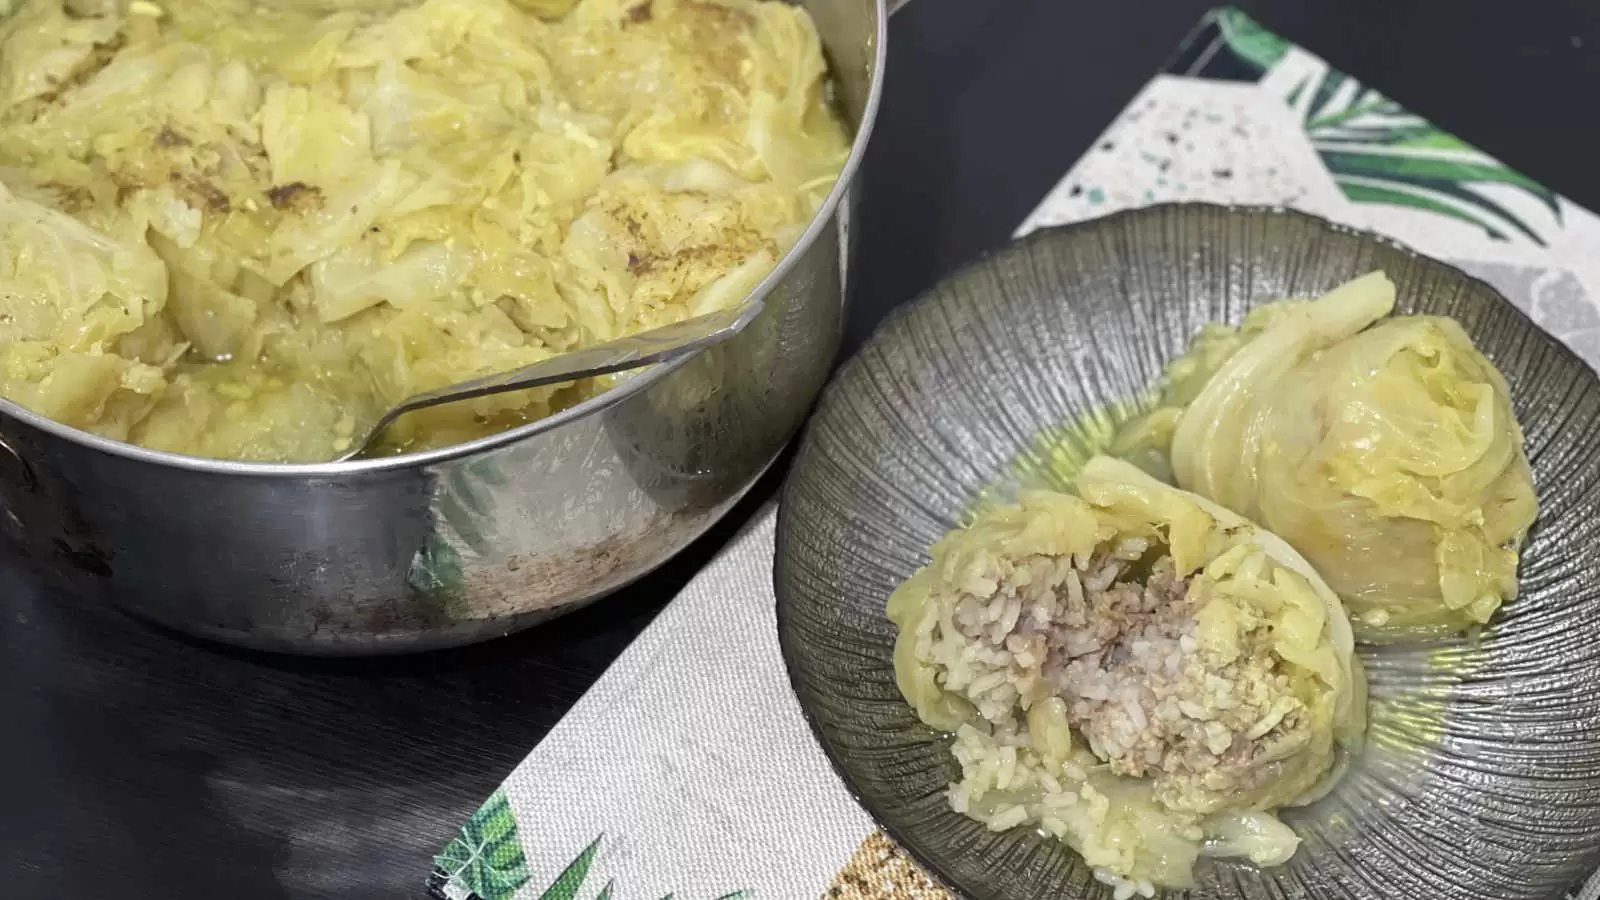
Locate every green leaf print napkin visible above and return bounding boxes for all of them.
[433,10,1600,900]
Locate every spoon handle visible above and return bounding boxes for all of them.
[342,299,764,461]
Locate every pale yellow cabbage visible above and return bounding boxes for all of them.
[1168,272,1538,636]
[0,0,848,461]
[888,457,1364,888]
[0,181,174,439]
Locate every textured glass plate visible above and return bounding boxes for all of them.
[775,203,1600,900]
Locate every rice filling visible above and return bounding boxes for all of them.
[938,540,1310,818]
[887,458,1364,894]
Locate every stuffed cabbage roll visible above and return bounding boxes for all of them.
[888,456,1364,894]
[1169,272,1538,636]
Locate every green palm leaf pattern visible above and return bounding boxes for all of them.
[1269,47,1562,244]
[1335,179,1521,241]
[408,457,513,606]
[408,535,465,598]
[433,827,752,900]
[1214,7,1289,73]
[439,459,509,558]
[538,837,601,900]
[434,790,532,900]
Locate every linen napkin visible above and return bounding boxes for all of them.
[432,9,1600,899]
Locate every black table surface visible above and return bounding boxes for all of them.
[7,1,1600,898]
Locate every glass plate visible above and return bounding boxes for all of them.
[775,203,1600,900]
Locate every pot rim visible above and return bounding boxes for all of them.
[0,0,889,479]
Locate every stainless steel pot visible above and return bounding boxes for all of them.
[0,0,889,655]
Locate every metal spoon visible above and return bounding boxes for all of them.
[333,299,764,462]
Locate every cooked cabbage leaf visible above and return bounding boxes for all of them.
[0,0,849,461]
[888,455,1364,889]
[1168,272,1538,636]
[0,181,177,440]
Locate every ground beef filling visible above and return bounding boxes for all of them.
[950,538,1309,815]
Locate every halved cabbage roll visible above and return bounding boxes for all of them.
[1169,271,1538,636]
[888,456,1364,893]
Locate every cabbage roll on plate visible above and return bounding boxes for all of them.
[1168,272,1538,637]
[888,456,1365,895]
